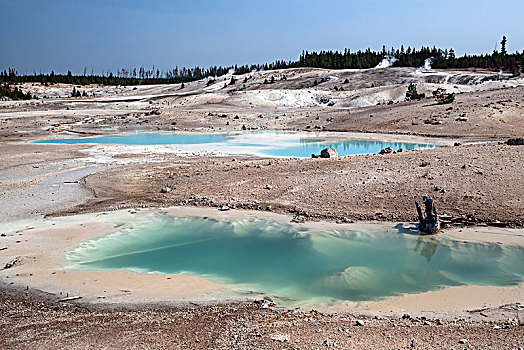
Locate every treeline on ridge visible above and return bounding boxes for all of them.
[0,66,233,87]
[1,36,523,97]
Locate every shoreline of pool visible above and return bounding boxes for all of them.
[1,206,523,318]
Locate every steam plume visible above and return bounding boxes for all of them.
[416,58,433,72]
[375,56,398,69]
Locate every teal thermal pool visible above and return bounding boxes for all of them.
[34,132,439,158]
[66,215,524,305]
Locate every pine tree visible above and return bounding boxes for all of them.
[501,36,507,56]
[448,48,456,60]
[405,83,425,101]
[432,88,454,104]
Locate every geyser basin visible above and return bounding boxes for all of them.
[67,215,524,305]
[35,132,438,158]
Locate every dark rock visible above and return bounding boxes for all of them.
[4,257,19,269]
[378,147,393,155]
[506,138,524,145]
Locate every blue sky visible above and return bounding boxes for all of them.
[1,0,523,74]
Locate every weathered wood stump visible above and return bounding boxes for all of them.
[415,195,440,234]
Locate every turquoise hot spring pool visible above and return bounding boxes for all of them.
[66,215,524,305]
[34,132,439,158]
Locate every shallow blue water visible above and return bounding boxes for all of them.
[258,139,433,158]
[35,133,233,145]
[67,216,524,304]
[34,132,438,158]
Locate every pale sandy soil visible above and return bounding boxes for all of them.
[1,67,523,348]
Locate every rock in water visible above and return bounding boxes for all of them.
[320,148,338,158]
[379,147,393,155]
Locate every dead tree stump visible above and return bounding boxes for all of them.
[415,195,440,234]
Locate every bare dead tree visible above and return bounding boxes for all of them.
[416,195,440,234]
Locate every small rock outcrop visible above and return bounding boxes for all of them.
[4,257,19,270]
[270,333,289,342]
[378,147,393,155]
[320,148,338,158]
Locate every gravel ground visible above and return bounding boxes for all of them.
[77,142,524,226]
[1,286,523,350]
